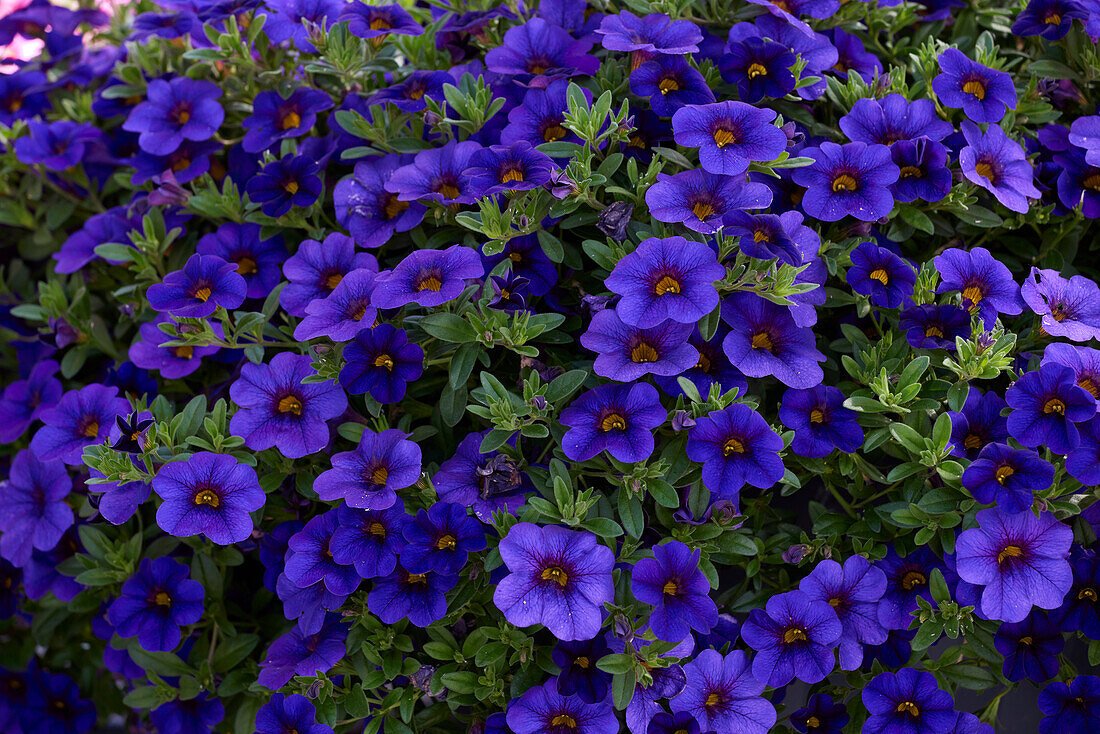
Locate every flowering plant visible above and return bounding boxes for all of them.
[3,1,1100,733]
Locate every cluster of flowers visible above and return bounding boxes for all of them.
[4,0,1100,733]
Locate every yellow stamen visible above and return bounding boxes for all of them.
[662,580,679,596]
[832,174,857,192]
[416,275,443,292]
[712,128,737,148]
[325,273,344,290]
[383,194,409,220]
[901,571,926,590]
[278,395,303,415]
[280,111,301,130]
[438,183,461,199]
[655,276,681,295]
[374,354,395,371]
[692,201,715,220]
[963,79,986,100]
[995,466,1015,485]
[193,287,212,302]
[194,489,220,507]
[747,63,767,78]
[543,125,568,142]
[998,545,1024,564]
[236,257,257,275]
[81,420,99,438]
[810,409,825,423]
[897,701,921,717]
[370,466,389,486]
[899,165,923,179]
[154,592,171,606]
[974,162,995,181]
[501,168,525,184]
[436,534,456,550]
[869,268,890,285]
[783,628,807,644]
[1043,398,1066,415]
[658,77,680,95]
[723,438,745,455]
[631,343,659,363]
[751,332,773,351]
[541,566,568,586]
[369,522,386,537]
[284,180,299,194]
[601,413,626,432]
[550,715,576,729]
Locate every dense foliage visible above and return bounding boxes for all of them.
[3,0,1100,733]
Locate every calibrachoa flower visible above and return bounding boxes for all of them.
[596,10,702,58]
[339,324,425,403]
[792,141,900,222]
[740,589,842,686]
[485,17,599,78]
[106,557,203,652]
[368,565,459,627]
[229,352,348,459]
[581,309,698,381]
[935,246,1025,327]
[791,694,848,734]
[956,508,1073,622]
[1054,553,1100,637]
[314,428,420,510]
[876,547,954,631]
[242,88,334,153]
[798,555,888,670]
[400,502,486,575]
[258,616,347,690]
[1006,363,1095,454]
[18,668,97,734]
[494,523,614,641]
[847,241,915,309]
[280,233,378,317]
[293,268,378,342]
[334,155,426,249]
[553,637,612,704]
[0,450,72,567]
[645,168,772,233]
[247,154,323,217]
[961,443,1054,513]
[284,510,361,595]
[195,222,286,300]
[330,500,408,579]
[671,102,786,176]
[725,210,819,266]
[670,649,776,734]
[839,94,953,146]
[1067,415,1100,484]
[630,56,715,118]
[719,37,796,103]
[889,138,953,203]
[506,679,617,734]
[255,693,334,734]
[466,141,554,195]
[720,291,825,388]
[1038,676,1100,734]
[386,140,484,206]
[152,452,265,545]
[933,48,1017,123]
[1012,0,1086,38]
[147,253,246,318]
[122,77,224,155]
[862,668,955,734]
[1021,267,1100,342]
[30,383,129,465]
[13,120,101,172]
[369,70,451,112]
[0,359,60,445]
[898,303,972,351]
[631,541,718,642]
[779,385,863,458]
[371,244,483,309]
[959,121,1040,214]
[686,403,784,502]
[340,2,422,41]
[994,611,1064,683]
[605,235,724,328]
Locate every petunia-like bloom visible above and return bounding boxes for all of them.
[147,253,246,319]
[961,443,1054,514]
[560,382,666,464]
[889,138,953,204]
[720,291,825,388]
[932,48,1017,123]
[553,637,612,704]
[671,102,787,176]
[368,564,458,627]
[242,88,334,153]
[1038,676,1100,734]
[371,244,483,309]
[283,510,361,596]
[876,547,956,631]
[655,326,747,400]
[0,450,73,567]
[258,615,347,690]
[596,11,702,58]
[433,432,534,521]
[687,403,784,504]
[718,38,796,103]
[1067,415,1100,485]
[330,500,408,579]
[728,15,837,102]
[632,541,718,642]
[334,155,426,249]
[0,359,61,444]
[247,154,323,217]
[1021,267,1100,342]
[960,121,1040,214]
[152,451,265,545]
[1069,115,1100,167]
[1006,364,1095,454]
[19,667,98,734]
[196,222,286,300]
[122,77,223,155]
[955,508,1073,622]
[898,304,972,351]
[580,309,698,381]
[369,71,451,113]
[605,236,724,328]
[293,269,378,342]
[934,246,1025,327]
[385,141,484,206]
[230,352,347,459]
[466,142,554,196]
[779,385,863,458]
[629,56,715,118]
[740,589,842,687]
[30,384,130,466]
[341,2,422,41]
[725,210,819,266]
[400,502,485,575]
[747,0,839,32]
[645,169,772,234]
[502,80,586,149]
[262,0,344,52]
[255,693,334,734]
[791,694,848,734]
[839,94,953,146]
[483,234,558,297]
[280,233,378,317]
[339,324,425,403]
[106,557,203,652]
[792,141,900,222]
[494,523,614,641]
[1053,147,1100,219]
[277,572,348,636]
[670,649,776,734]
[13,120,102,172]
[485,18,599,78]
[506,679,618,734]
[847,241,915,309]
[994,611,1064,683]
[314,428,420,510]
[1054,553,1100,637]
[862,668,955,734]
[1012,0,1086,38]
[798,556,888,670]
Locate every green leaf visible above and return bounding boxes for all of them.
[612,669,636,710]
[545,370,588,404]
[595,653,634,674]
[440,671,479,694]
[647,479,679,508]
[581,517,623,538]
[419,313,477,343]
[929,568,951,605]
[211,634,258,673]
[129,647,195,677]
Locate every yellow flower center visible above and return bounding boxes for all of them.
[810,409,825,423]
[280,111,301,130]
[370,466,389,486]
[438,183,461,199]
[897,701,921,717]
[541,566,569,586]
[81,419,100,438]
[662,580,679,596]
[369,522,386,537]
[284,180,299,194]
[543,124,568,142]
[925,326,945,338]
[723,438,745,455]
[369,18,392,31]
[236,257,257,275]
[806,717,822,729]
[869,268,890,285]
[194,489,220,507]
[747,63,767,78]
[1045,11,1062,24]
[962,79,986,100]
[1083,173,1100,191]
[998,545,1024,564]
[436,534,456,550]
[551,715,577,729]
[1043,398,1066,414]
[1079,587,1098,601]
[325,273,344,290]
[278,395,303,415]
[705,692,722,709]
[601,413,626,432]
[712,128,737,148]
[974,162,995,182]
[415,274,443,292]
[753,228,770,243]
[832,174,857,192]
[901,571,926,590]
[962,285,984,304]
[383,194,409,220]
[692,201,715,220]
[374,354,395,371]
[899,165,922,178]
[406,573,427,584]
[1020,636,1034,645]
[174,346,193,360]
[193,286,212,302]
[783,628,807,644]
[1079,378,1099,397]
[995,466,1015,485]
[655,275,681,295]
[154,592,171,606]
[658,77,680,95]
[964,433,982,450]
[751,332,773,351]
[501,168,525,184]
[631,342,659,363]
[575,656,590,668]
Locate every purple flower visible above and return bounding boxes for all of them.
[340,3,422,41]
[581,309,698,381]
[840,94,952,146]
[502,80,587,149]
[494,523,614,641]
[889,138,953,203]
[956,508,1073,622]
[779,385,863,458]
[433,432,534,521]
[949,388,1010,460]
[369,70,451,112]
[330,499,408,579]
[654,326,747,400]
[553,637,612,704]
[959,121,1040,214]
[1069,115,1100,167]
[740,589,841,686]
[686,404,785,503]
[747,0,838,31]
[1067,415,1100,484]
[284,510,361,595]
[934,246,1024,327]
[560,382,666,463]
[485,18,599,78]
[632,541,718,642]
[122,77,224,155]
[798,556,888,670]
[596,11,701,56]
[367,565,458,627]
[279,233,378,317]
[385,140,484,206]
[670,649,775,734]
[13,120,102,171]
[898,304,972,351]
[724,210,818,266]
[482,234,558,297]
[152,452,265,545]
[258,615,347,690]
[277,573,347,635]
[863,668,955,734]
[54,207,135,274]
[728,16,837,101]
[0,70,49,126]
[994,611,1064,683]
[506,679,617,734]
[721,291,825,388]
[196,222,286,299]
[1038,676,1100,734]
[371,244,483,309]
[671,102,786,176]
[106,557,203,652]
[876,548,955,631]
[962,443,1054,514]
[605,235,724,328]
[1012,0,1086,38]
[629,56,715,117]
[334,155,426,249]
[466,141,554,195]
[0,359,61,444]
[30,383,129,465]
[247,154,323,217]
[229,352,347,459]
[645,169,772,233]
[1053,553,1100,637]
[933,48,1017,123]
[131,314,221,377]
[401,502,485,575]
[256,693,334,734]
[314,428,420,510]
[1054,146,1100,218]
[791,694,848,734]
[1006,364,1095,454]
[793,141,900,222]
[719,38,796,103]
[847,241,915,309]
[147,253,246,318]
[1022,267,1100,342]
[18,668,97,734]
[0,450,72,567]
[293,268,378,342]
[262,0,343,52]
[339,324,425,403]
[242,88,334,153]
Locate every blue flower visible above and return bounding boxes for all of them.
[632,541,718,642]
[1006,364,1096,454]
[961,443,1054,513]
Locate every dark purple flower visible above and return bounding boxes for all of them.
[793,141,900,222]
[1067,415,1100,485]
[369,70,451,112]
[507,679,617,734]
[466,141,554,195]
[687,404,784,503]
[654,326,747,401]
[779,385,863,458]
[433,432,534,521]
[129,316,219,379]
[740,589,841,686]
[876,548,955,631]
[959,121,1040,214]
[719,37,796,103]
[18,668,96,734]
[1006,364,1095,454]
[279,233,378,317]
[1038,676,1100,734]
[605,235,724,328]
[596,11,701,57]
[122,77,223,155]
[1054,146,1100,218]
[0,70,49,125]
[367,564,458,627]
[494,523,614,640]
[962,442,1055,514]
[629,56,715,117]
[128,10,196,42]
[728,15,837,101]
[293,268,378,342]
[0,359,61,444]
[632,541,718,642]
[581,309,697,381]
[284,510,361,595]
[1022,267,1100,342]
[948,389,1010,460]
[261,0,342,52]
[502,79,587,149]
[670,649,775,734]
[863,668,955,734]
[196,222,286,299]
[385,141,484,206]
[724,210,818,266]
[1069,115,1100,167]
[30,383,129,465]
[645,169,772,233]
[553,637,612,704]
[247,154,323,217]
[799,556,888,670]
[889,138,953,203]
[371,244,483,309]
[258,615,347,690]
[314,428,420,510]
[840,94,952,146]
[242,88,334,153]
[334,155,426,249]
[256,693,334,734]
[1012,0,1086,38]
[0,450,72,567]
[482,234,558,297]
[147,253,246,318]
[847,241,915,309]
[791,694,848,734]
[721,291,825,388]
[485,18,599,78]
[330,499,408,579]
[671,102,786,176]
[560,382,666,463]
[152,451,265,545]
[339,324,425,403]
[13,120,102,171]
[401,501,485,575]
[899,304,972,351]
[340,2,422,41]
[106,557,203,652]
[935,246,1025,327]
[933,48,1017,123]
[994,611,1064,683]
